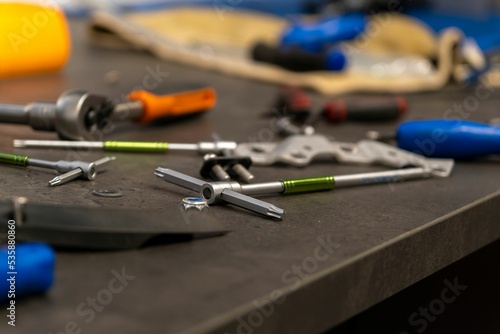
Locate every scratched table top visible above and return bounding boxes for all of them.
[0,21,499,334]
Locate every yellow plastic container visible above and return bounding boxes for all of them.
[0,2,70,78]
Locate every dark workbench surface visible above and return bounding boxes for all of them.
[1,21,499,334]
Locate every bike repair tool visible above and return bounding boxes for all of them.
[252,42,347,72]
[234,134,454,176]
[0,87,216,140]
[263,86,312,121]
[156,164,452,219]
[0,152,114,186]
[1,242,55,303]
[368,119,500,159]
[156,168,284,219]
[0,196,227,250]
[263,86,407,124]
[280,13,366,53]
[323,96,408,123]
[252,14,366,71]
[13,139,237,154]
[200,154,253,183]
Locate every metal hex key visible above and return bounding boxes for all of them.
[155,168,284,219]
[0,152,115,186]
[155,163,453,219]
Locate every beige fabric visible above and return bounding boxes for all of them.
[88,7,464,95]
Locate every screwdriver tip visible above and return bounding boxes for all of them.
[267,205,284,220]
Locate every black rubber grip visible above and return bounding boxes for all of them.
[323,96,408,123]
[251,42,326,72]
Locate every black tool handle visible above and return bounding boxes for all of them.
[251,42,327,72]
[323,96,407,123]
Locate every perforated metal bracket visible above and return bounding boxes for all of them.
[234,135,454,177]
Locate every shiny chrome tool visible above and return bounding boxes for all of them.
[155,168,284,219]
[0,152,114,186]
[13,139,237,154]
[155,165,452,219]
[0,88,216,141]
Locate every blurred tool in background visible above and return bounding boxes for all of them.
[0,242,55,304]
[306,0,427,16]
[322,96,408,123]
[0,87,216,140]
[252,43,348,72]
[264,86,312,121]
[280,13,366,53]
[0,152,115,186]
[264,86,407,135]
[0,2,70,79]
[252,14,364,72]
[368,119,500,159]
[87,4,481,94]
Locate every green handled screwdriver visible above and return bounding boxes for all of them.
[155,167,443,218]
[0,152,114,186]
[13,139,237,154]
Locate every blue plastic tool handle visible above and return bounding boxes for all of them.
[397,120,500,159]
[325,46,347,71]
[0,242,55,303]
[281,13,366,53]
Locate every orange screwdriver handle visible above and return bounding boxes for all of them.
[127,87,217,124]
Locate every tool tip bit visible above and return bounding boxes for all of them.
[155,167,170,176]
[267,205,284,220]
[48,177,62,187]
[13,140,25,148]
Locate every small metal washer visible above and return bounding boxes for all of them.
[181,197,208,211]
[92,189,123,198]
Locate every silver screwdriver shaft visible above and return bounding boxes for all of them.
[155,167,443,219]
[13,139,237,154]
[212,133,254,183]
